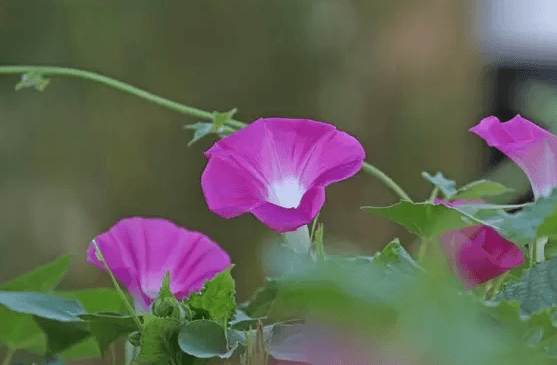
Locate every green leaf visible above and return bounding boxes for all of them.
[79,313,138,357]
[55,288,131,359]
[501,257,557,314]
[34,317,90,355]
[481,189,557,246]
[212,108,237,130]
[139,313,180,365]
[184,266,236,323]
[184,122,235,147]
[0,292,84,321]
[239,279,280,318]
[177,319,237,359]
[15,71,50,91]
[0,255,71,353]
[361,201,483,239]
[453,179,514,200]
[0,291,91,354]
[422,171,458,199]
[481,299,557,352]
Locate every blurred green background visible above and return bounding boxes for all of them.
[0,0,490,317]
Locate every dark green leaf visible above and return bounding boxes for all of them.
[56,288,131,359]
[79,313,138,356]
[0,255,71,353]
[34,317,90,354]
[453,179,514,200]
[422,171,457,199]
[177,319,236,359]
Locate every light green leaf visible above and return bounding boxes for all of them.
[422,171,457,199]
[501,257,557,314]
[479,189,557,246]
[0,292,84,321]
[184,122,235,147]
[453,179,514,200]
[15,71,50,91]
[177,319,237,359]
[361,201,484,239]
[239,278,280,319]
[139,313,180,365]
[184,266,236,323]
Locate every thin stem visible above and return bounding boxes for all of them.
[417,237,429,263]
[535,237,548,264]
[0,65,411,202]
[529,241,534,268]
[0,65,246,128]
[361,162,412,202]
[92,239,143,331]
[488,272,509,300]
[428,186,439,203]
[1,346,15,365]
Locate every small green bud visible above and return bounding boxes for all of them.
[151,297,175,318]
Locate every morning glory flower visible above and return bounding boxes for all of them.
[201,118,365,232]
[470,115,557,199]
[87,217,231,312]
[435,199,524,289]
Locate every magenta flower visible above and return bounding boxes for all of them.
[201,118,365,232]
[87,217,231,312]
[470,115,557,199]
[435,199,524,289]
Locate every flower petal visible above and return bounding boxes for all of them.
[470,115,557,198]
[87,217,231,311]
[202,118,365,231]
[439,226,524,289]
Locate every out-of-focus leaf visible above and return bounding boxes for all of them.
[361,201,486,239]
[501,257,557,314]
[422,171,458,199]
[15,71,50,91]
[453,179,514,200]
[0,255,71,353]
[239,278,280,318]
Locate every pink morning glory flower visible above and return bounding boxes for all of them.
[87,217,231,312]
[201,118,365,232]
[434,199,524,289]
[470,115,557,199]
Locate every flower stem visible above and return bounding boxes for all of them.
[1,346,15,365]
[535,236,548,264]
[417,237,429,263]
[0,65,411,202]
[361,162,413,202]
[92,239,143,331]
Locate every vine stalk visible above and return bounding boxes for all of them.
[0,65,412,202]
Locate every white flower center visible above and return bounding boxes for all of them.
[267,178,305,208]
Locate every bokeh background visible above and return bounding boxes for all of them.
[2,0,557,362]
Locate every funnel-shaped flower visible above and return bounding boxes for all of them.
[201,118,365,232]
[87,217,231,312]
[435,199,524,288]
[470,115,557,199]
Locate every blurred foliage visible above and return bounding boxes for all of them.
[0,0,491,363]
